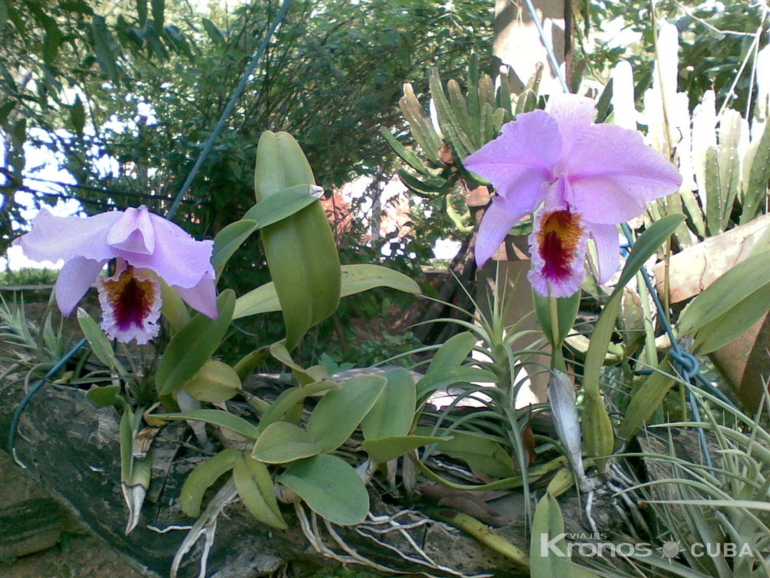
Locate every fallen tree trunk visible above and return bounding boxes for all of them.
[0,378,598,577]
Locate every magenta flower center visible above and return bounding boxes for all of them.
[100,266,156,332]
[536,210,584,282]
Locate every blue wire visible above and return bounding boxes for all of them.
[621,223,715,467]
[7,0,293,455]
[7,337,87,455]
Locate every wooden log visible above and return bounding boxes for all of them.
[0,498,69,559]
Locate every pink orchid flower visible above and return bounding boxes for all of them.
[14,206,218,344]
[465,94,682,297]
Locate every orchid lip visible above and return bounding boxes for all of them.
[97,264,162,344]
[528,209,588,298]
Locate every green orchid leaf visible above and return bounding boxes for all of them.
[152,409,259,440]
[583,215,684,398]
[254,131,341,350]
[258,381,338,433]
[234,264,421,320]
[677,251,770,340]
[531,492,575,578]
[242,184,320,227]
[180,449,239,517]
[618,356,676,443]
[211,219,258,276]
[252,421,322,464]
[156,289,235,396]
[278,454,369,526]
[694,282,770,354]
[363,435,447,464]
[86,385,121,406]
[233,452,287,530]
[361,368,416,441]
[307,374,386,452]
[181,359,241,403]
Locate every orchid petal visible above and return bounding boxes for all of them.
[464,110,560,213]
[174,277,219,319]
[565,124,682,224]
[587,222,621,285]
[106,206,156,255]
[14,209,121,264]
[474,200,529,268]
[117,213,215,289]
[547,94,596,157]
[56,257,106,316]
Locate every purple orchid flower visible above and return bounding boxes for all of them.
[464,94,682,297]
[13,206,218,344]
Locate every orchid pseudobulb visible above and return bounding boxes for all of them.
[464,94,682,297]
[14,206,217,344]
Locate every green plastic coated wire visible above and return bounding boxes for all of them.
[7,0,293,456]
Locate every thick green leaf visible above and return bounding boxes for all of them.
[86,385,121,406]
[258,381,338,432]
[416,366,498,399]
[618,356,676,442]
[694,282,770,354]
[156,290,235,396]
[181,360,241,403]
[361,368,416,440]
[252,421,322,464]
[278,454,369,525]
[583,215,684,398]
[234,264,420,319]
[363,435,446,464]
[180,449,238,517]
[243,184,320,227]
[531,493,575,578]
[426,331,476,375]
[339,264,421,298]
[211,219,258,275]
[418,429,517,479]
[677,251,770,339]
[153,409,259,440]
[233,452,287,530]
[255,132,341,350]
[307,375,386,452]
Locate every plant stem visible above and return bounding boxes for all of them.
[549,295,566,372]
